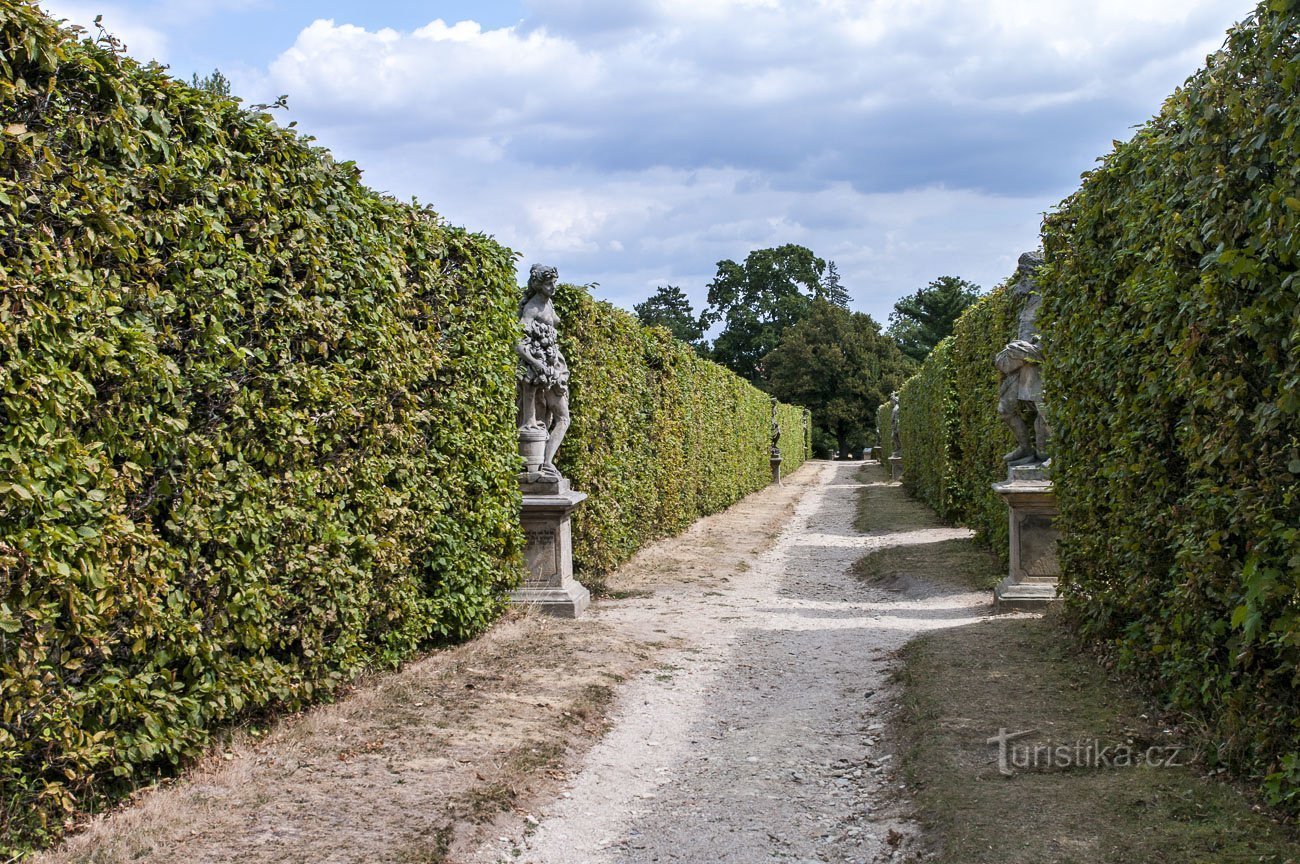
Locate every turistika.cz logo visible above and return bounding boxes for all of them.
[986,728,1187,776]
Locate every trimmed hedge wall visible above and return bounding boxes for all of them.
[0,4,522,853]
[894,286,1019,553]
[1041,0,1300,809]
[555,284,811,578]
[945,284,1018,554]
[898,339,955,517]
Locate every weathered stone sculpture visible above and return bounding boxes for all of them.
[889,391,902,458]
[517,263,571,482]
[769,398,783,484]
[888,391,903,481]
[991,251,1059,611]
[512,264,589,618]
[994,252,1051,469]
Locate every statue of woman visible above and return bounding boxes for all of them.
[517,264,570,481]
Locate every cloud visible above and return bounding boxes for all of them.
[38,0,170,60]
[236,0,1250,319]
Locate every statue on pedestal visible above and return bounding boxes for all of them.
[769,398,782,459]
[517,264,570,482]
[512,264,589,618]
[889,391,902,458]
[995,252,1051,469]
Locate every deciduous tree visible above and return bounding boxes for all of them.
[765,299,913,456]
[704,244,837,383]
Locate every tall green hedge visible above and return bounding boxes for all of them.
[555,284,810,578]
[876,400,892,459]
[898,339,955,516]
[946,284,1018,553]
[0,4,522,853]
[1040,0,1300,810]
[894,286,1019,553]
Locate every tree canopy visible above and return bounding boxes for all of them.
[704,244,842,383]
[633,285,706,351]
[887,275,981,363]
[764,299,913,456]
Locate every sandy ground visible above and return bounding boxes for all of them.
[38,460,997,864]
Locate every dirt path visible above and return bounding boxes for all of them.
[475,460,993,864]
[39,460,996,864]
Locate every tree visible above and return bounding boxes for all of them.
[634,285,706,351]
[765,299,913,457]
[822,260,851,307]
[190,68,232,96]
[704,244,838,383]
[887,276,981,363]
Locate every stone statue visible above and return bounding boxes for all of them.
[770,398,782,458]
[995,251,1051,468]
[517,264,570,482]
[890,391,901,458]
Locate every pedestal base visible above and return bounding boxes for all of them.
[770,455,783,485]
[991,476,1060,612]
[889,456,903,482]
[511,583,591,619]
[511,485,591,618]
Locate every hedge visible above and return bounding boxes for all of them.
[554,284,811,578]
[0,4,522,854]
[897,339,955,517]
[875,400,892,460]
[1040,0,1300,810]
[893,285,1019,554]
[945,283,1019,554]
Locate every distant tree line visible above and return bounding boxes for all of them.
[632,245,981,457]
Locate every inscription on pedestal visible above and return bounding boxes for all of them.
[523,528,559,587]
[1018,513,1059,577]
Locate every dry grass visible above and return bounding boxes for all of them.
[894,614,1300,863]
[35,610,656,864]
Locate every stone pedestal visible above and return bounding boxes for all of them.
[770,453,783,485]
[889,456,903,482]
[992,466,1060,611]
[511,478,590,618]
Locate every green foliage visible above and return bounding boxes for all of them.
[887,275,983,363]
[555,285,810,578]
[1040,0,1300,812]
[822,260,851,307]
[703,244,833,383]
[764,299,910,457]
[633,285,706,351]
[0,4,522,854]
[946,285,1018,552]
[894,285,1019,555]
[898,340,956,517]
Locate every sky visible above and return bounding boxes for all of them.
[37,0,1255,324]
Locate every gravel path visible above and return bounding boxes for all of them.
[477,460,994,864]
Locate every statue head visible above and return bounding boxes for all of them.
[527,263,559,298]
[1011,251,1044,295]
[890,391,899,407]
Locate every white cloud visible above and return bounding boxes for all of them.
[38,0,170,61]
[229,0,1250,321]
